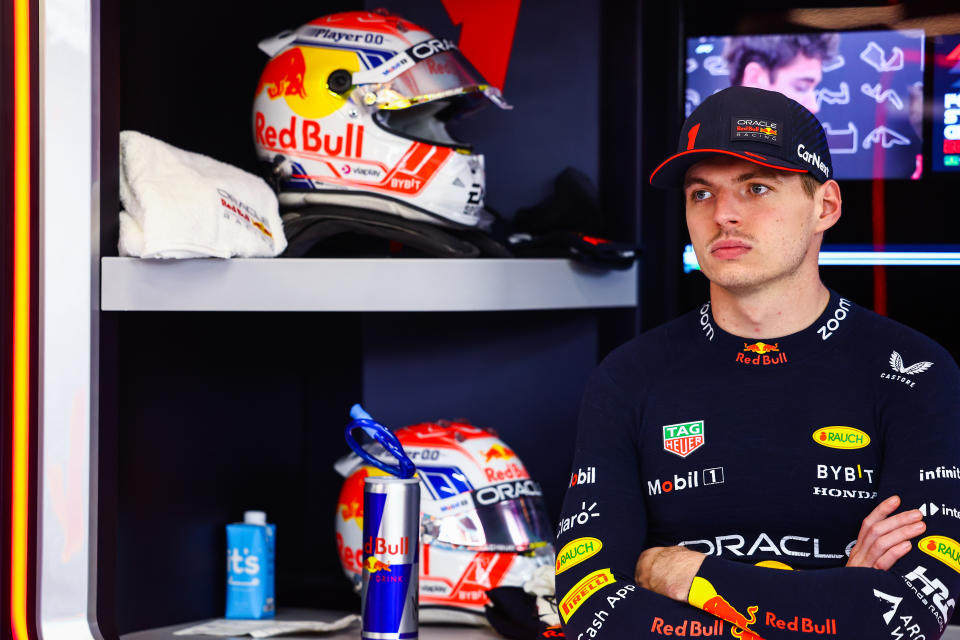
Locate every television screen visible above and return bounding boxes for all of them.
[686,30,925,180]
[933,34,960,172]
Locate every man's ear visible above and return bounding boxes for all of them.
[741,61,771,88]
[815,179,842,232]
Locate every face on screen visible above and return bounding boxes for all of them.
[740,53,823,114]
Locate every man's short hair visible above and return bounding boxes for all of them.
[724,34,840,86]
[799,171,820,199]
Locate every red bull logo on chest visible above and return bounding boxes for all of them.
[663,420,705,458]
[737,343,788,366]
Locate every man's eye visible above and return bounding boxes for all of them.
[749,184,770,195]
[691,189,712,201]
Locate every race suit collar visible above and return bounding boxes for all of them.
[695,289,853,366]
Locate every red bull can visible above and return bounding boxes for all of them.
[362,477,420,640]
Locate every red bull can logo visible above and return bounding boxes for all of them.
[365,556,392,574]
[364,535,411,557]
[737,343,788,366]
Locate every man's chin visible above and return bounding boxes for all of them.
[701,264,769,293]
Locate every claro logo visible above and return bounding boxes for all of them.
[812,426,870,450]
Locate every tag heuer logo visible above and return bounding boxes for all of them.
[663,420,704,458]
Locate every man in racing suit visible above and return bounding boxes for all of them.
[555,85,960,640]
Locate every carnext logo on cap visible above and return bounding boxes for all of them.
[730,117,780,145]
[797,143,830,177]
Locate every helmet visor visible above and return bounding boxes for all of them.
[422,480,553,552]
[365,50,508,110]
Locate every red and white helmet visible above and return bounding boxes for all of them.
[253,9,510,228]
[334,420,555,624]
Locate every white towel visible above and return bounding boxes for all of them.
[118,130,286,258]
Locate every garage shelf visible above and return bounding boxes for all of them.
[101,257,638,312]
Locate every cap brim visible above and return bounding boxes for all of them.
[649,148,809,189]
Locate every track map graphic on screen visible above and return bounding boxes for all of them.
[686,30,925,180]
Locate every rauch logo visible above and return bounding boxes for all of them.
[812,426,870,450]
[919,535,960,574]
[556,537,602,574]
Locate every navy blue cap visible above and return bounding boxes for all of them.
[649,86,833,188]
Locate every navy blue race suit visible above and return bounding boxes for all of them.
[556,292,960,640]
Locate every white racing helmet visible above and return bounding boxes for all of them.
[334,420,555,624]
[253,9,510,228]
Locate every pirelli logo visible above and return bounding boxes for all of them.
[559,568,616,623]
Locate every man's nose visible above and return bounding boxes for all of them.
[712,191,742,226]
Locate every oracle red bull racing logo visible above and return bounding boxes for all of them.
[737,342,788,366]
[663,420,704,458]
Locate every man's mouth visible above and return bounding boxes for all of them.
[709,239,751,259]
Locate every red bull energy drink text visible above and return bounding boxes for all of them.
[362,476,420,640]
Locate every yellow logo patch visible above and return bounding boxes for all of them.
[559,568,615,623]
[812,426,870,449]
[919,535,960,573]
[556,537,602,574]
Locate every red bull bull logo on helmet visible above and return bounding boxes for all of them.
[481,443,515,462]
[662,420,705,458]
[256,48,308,99]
